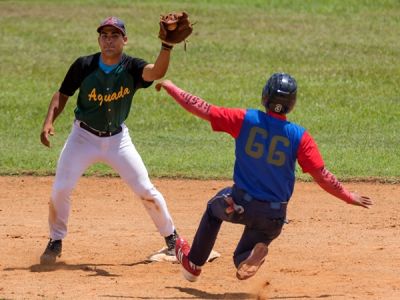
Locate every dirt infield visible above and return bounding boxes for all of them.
[0,176,399,299]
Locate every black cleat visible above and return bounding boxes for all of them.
[40,239,62,265]
[164,230,179,256]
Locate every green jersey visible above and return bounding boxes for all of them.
[59,52,152,132]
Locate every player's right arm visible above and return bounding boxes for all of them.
[40,56,86,147]
[156,79,246,138]
[155,80,213,121]
[40,92,69,147]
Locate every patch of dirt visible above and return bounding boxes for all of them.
[0,176,399,299]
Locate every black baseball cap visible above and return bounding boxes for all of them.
[97,16,126,36]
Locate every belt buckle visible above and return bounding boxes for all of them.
[243,193,253,202]
[270,202,281,209]
[90,126,111,137]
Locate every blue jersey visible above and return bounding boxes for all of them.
[233,109,305,202]
[210,108,309,202]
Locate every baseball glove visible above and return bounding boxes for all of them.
[158,11,193,45]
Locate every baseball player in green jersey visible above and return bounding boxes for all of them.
[39,16,180,264]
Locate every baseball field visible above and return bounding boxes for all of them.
[1,0,399,299]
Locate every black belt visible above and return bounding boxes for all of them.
[232,185,288,209]
[79,121,122,137]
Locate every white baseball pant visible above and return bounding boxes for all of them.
[48,120,175,240]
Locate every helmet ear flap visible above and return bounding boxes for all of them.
[261,89,269,109]
[261,76,273,109]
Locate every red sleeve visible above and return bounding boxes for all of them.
[162,82,212,121]
[297,131,325,173]
[209,106,246,138]
[309,167,354,203]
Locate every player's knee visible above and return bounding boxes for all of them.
[52,183,74,202]
[136,185,159,201]
[138,187,166,213]
[208,196,229,220]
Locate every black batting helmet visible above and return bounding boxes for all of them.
[261,73,297,114]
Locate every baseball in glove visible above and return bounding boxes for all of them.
[159,11,193,46]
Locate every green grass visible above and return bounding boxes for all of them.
[0,0,399,182]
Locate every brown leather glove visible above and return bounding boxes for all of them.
[158,11,193,44]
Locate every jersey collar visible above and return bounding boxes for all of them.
[268,111,287,120]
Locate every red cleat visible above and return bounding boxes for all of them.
[175,237,201,282]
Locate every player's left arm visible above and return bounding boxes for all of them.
[142,46,172,82]
[309,167,373,208]
[297,132,373,209]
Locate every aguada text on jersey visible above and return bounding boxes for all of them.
[59,53,152,132]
